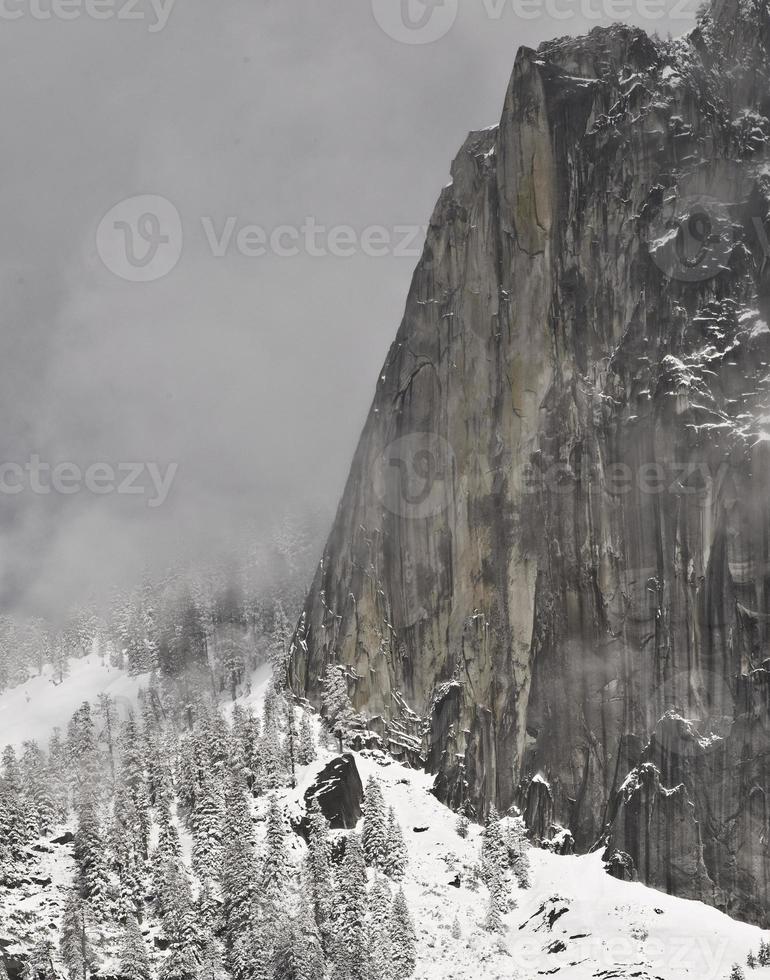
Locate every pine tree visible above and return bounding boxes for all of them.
[20,741,56,836]
[73,790,109,917]
[451,915,461,939]
[389,888,417,978]
[730,966,746,980]
[321,665,354,747]
[758,939,770,966]
[231,706,261,790]
[118,915,151,980]
[222,772,259,966]
[384,807,408,881]
[306,798,334,951]
[191,772,224,885]
[60,889,97,980]
[47,729,70,822]
[362,777,388,869]
[481,807,507,886]
[159,943,199,980]
[297,713,316,766]
[262,794,289,913]
[747,951,757,969]
[96,693,119,782]
[334,833,368,980]
[455,813,469,839]
[366,875,393,980]
[507,818,531,889]
[485,872,505,934]
[67,703,100,793]
[1,746,22,793]
[292,898,326,980]
[28,938,56,980]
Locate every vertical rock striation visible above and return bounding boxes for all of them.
[289,0,770,925]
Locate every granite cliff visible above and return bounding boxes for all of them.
[289,0,770,926]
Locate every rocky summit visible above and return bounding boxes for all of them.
[288,0,770,927]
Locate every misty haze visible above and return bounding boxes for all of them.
[1,2,769,980]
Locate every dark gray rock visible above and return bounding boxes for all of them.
[302,754,364,830]
[289,0,770,927]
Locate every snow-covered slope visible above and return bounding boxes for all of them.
[0,655,146,750]
[1,670,768,980]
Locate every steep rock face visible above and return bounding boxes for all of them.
[289,0,770,925]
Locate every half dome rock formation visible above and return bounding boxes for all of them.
[289,0,770,926]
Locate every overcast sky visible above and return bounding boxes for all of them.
[0,0,697,618]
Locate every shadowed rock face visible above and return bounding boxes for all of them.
[302,754,364,830]
[289,0,770,926]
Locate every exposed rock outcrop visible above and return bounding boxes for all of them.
[289,0,770,925]
[300,754,364,830]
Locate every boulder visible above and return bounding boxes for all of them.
[293,754,364,836]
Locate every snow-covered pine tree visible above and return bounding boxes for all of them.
[484,871,505,934]
[59,889,97,980]
[455,812,469,839]
[191,772,224,885]
[306,797,334,950]
[1,745,22,793]
[158,941,199,980]
[297,712,316,766]
[362,776,388,869]
[47,728,70,823]
[222,772,259,967]
[451,915,461,939]
[20,741,56,836]
[67,703,101,793]
[285,706,298,788]
[271,896,325,980]
[292,896,326,980]
[384,807,408,881]
[757,939,770,966]
[73,790,109,918]
[747,950,757,969]
[0,795,16,885]
[334,833,368,980]
[268,600,292,683]
[321,665,354,749]
[118,915,151,980]
[261,794,289,913]
[231,705,261,790]
[730,966,746,980]
[158,860,198,972]
[389,887,417,978]
[507,818,531,889]
[366,874,393,980]
[28,937,56,980]
[95,693,119,783]
[230,926,270,980]
[480,807,507,887]
[259,703,288,792]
